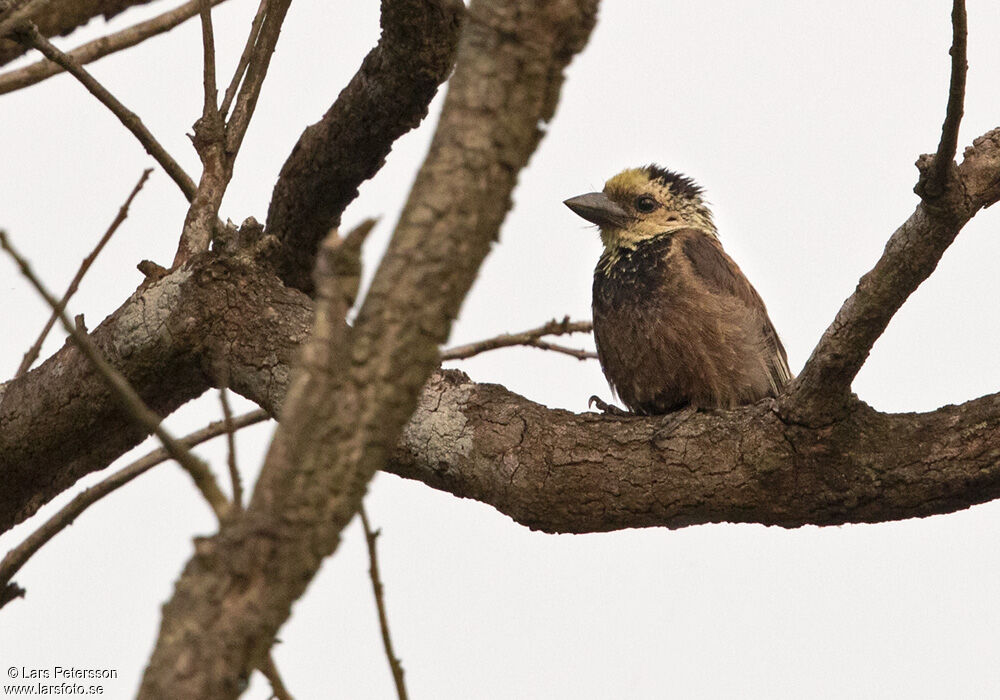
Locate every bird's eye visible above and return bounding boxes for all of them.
[634,195,658,213]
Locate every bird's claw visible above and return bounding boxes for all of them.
[588,395,630,416]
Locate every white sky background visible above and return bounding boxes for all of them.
[2,1,1000,698]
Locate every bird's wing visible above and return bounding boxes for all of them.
[681,232,792,391]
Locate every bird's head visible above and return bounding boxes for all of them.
[564,165,716,250]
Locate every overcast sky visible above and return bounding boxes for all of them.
[2,2,1000,698]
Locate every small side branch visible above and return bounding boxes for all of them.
[359,505,408,700]
[0,410,268,609]
[0,0,233,96]
[925,0,968,197]
[780,4,990,427]
[219,0,266,118]
[441,318,595,361]
[219,387,243,510]
[197,0,218,119]
[12,23,196,201]
[0,232,229,520]
[16,168,152,377]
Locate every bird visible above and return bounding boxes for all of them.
[564,164,791,415]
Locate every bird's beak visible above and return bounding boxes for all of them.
[563,192,629,229]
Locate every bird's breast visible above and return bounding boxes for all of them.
[593,235,675,311]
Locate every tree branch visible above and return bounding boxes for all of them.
[264,0,464,293]
[0,231,230,521]
[359,504,408,700]
[388,370,1000,533]
[0,409,268,607]
[0,0,159,67]
[218,0,265,118]
[172,0,292,265]
[441,317,594,361]
[925,0,968,197]
[0,249,303,533]
[782,126,1000,426]
[138,1,599,695]
[12,23,197,201]
[15,168,152,378]
[0,0,232,96]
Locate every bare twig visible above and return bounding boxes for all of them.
[925,0,968,196]
[0,0,232,96]
[359,504,408,700]
[198,0,218,119]
[441,317,595,361]
[172,0,292,266]
[0,410,268,608]
[219,387,243,511]
[782,3,983,426]
[15,169,153,378]
[258,653,294,700]
[219,0,267,118]
[12,24,196,202]
[0,231,229,520]
[224,0,292,158]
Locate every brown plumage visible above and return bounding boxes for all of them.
[565,165,791,414]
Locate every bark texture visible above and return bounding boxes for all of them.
[0,254,310,532]
[136,1,599,696]
[264,0,464,293]
[391,370,1000,532]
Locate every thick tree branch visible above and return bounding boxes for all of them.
[139,1,598,695]
[0,0,232,95]
[0,251,307,532]
[1,231,229,521]
[389,370,1000,533]
[264,0,464,293]
[782,126,1000,426]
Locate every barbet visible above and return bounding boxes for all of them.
[565,165,791,415]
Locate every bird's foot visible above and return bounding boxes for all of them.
[588,395,630,416]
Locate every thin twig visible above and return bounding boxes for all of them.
[13,23,197,202]
[225,0,293,157]
[219,387,243,511]
[258,653,294,700]
[927,0,968,195]
[0,0,232,96]
[524,338,598,361]
[198,0,218,119]
[15,169,153,378]
[220,0,267,118]
[359,504,408,700]
[441,317,595,361]
[0,410,269,608]
[0,231,229,520]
